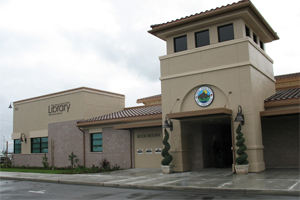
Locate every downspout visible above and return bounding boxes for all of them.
[78,127,85,167]
[129,130,133,168]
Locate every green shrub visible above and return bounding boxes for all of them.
[42,153,49,169]
[161,128,173,165]
[235,124,249,165]
[68,152,79,169]
[99,158,110,169]
[112,164,120,171]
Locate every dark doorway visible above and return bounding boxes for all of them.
[184,115,233,170]
[262,114,299,168]
[212,125,233,168]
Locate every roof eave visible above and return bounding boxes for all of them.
[77,114,162,127]
[148,1,279,42]
[264,98,299,108]
[148,1,251,40]
[248,2,279,40]
[136,97,161,104]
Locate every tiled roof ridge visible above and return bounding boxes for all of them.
[265,88,300,102]
[275,72,300,80]
[150,0,249,29]
[77,105,162,124]
[137,94,161,101]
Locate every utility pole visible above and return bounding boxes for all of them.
[6,141,8,168]
[0,134,5,152]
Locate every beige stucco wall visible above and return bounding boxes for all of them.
[160,17,276,172]
[12,88,125,154]
[166,18,245,55]
[133,127,163,168]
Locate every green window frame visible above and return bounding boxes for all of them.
[31,137,48,153]
[14,139,21,154]
[91,133,102,152]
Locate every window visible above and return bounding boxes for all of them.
[31,137,48,153]
[174,35,187,52]
[14,139,21,154]
[91,133,102,152]
[195,30,210,47]
[253,33,258,44]
[259,40,264,50]
[218,23,234,42]
[245,25,250,37]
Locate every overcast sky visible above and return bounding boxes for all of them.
[0,0,299,151]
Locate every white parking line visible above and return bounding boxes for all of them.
[288,181,299,190]
[129,178,158,184]
[217,182,232,188]
[105,176,147,183]
[154,178,190,186]
[28,190,45,194]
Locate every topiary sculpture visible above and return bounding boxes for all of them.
[235,124,249,165]
[161,128,173,165]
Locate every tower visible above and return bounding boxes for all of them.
[149,0,279,172]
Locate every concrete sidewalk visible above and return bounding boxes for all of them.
[0,168,299,196]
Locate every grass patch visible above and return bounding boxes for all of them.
[0,168,62,174]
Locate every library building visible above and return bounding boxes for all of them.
[12,0,299,172]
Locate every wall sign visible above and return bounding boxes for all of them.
[155,148,162,154]
[146,149,153,154]
[195,86,214,107]
[137,133,160,139]
[48,102,71,116]
[137,149,143,154]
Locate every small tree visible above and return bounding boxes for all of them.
[99,158,111,170]
[161,128,173,165]
[235,124,249,165]
[42,153,49,169]
[68,152,79,169]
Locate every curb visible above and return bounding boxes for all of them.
[1,176,299,197]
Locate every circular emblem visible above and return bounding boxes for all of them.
[195,86,214,107]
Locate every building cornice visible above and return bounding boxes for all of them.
[13,87,125,105]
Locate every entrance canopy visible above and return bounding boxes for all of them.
[167,108,232,120]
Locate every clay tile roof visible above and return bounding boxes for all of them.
[274,72,300,80]
[265,88,300,102]
[137,94,161,101]
[77,105,162,124]
[150,0,249,29]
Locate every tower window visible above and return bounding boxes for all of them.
[253,33,258,44]
[260,40,264,50]
[245,25,250,37]
[218,24,234,42]
[195,30,210,47]
[174,35,187,52]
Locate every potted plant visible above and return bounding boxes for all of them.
[161,128,173,174]
[234,123,249,174]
